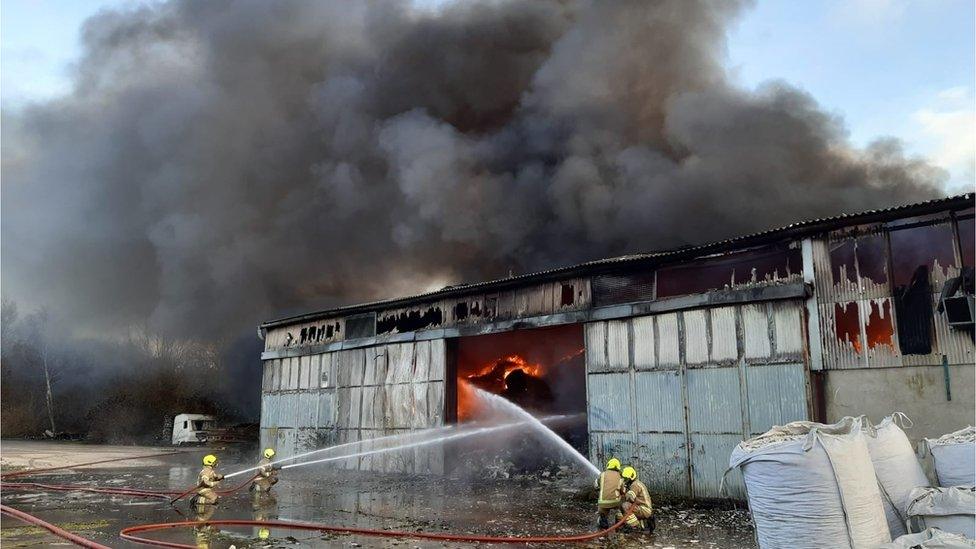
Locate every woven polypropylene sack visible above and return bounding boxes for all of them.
[907,486,976,539]
[864,414,930,537]
[927,427,975,487]
[729,417,890,549]
[877,527,975,549]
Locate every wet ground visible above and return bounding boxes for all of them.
[1,441,756,548]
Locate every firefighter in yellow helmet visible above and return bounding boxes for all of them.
[193,454,224,506]
[595,457,625,529]
[250,448,280,493]
[621,466,655,533]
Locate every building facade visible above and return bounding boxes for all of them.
[258,194,974,498]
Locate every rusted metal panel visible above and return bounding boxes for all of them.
[585,322,608,372]
[587,372,633,432]
[635,433,689,496]
[683,310,709,364]
[607,320,630,370]
[745,363,808,435]
[657,313,681,366]
[710,307,738,363]
[742,304,771,361]
[690,434,746,499]
[632,316,656,370]
[686,367,742,434]
[634,370,683,433]
[772,301,804,359]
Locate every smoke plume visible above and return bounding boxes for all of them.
[2,0,945,344]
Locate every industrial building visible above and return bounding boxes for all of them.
[258,194,975,499]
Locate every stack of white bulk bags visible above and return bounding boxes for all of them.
[863,414,931,538]
[729,417,890,549]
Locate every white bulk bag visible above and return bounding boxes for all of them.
[864,414,931,538]
[729,417,890,549]
[926,427,976,487]
[877,527,975,549]
[907,487,976,539]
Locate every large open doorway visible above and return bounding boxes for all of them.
[447,324,588,460]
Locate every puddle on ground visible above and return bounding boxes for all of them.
[2,455,755,548]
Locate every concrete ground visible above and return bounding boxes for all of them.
[0,441,756,548]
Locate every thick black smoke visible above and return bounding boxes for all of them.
[2,0,945,344]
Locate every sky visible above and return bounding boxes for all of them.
[2,0,974,192]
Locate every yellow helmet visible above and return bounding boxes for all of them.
[202,454,218,467]
[263,448,276,459]
[621,466,637,481]
[258,528,270,540]
[606,457,621,471]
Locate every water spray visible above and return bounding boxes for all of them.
[224,424,458,478]
[280,416,564,470]
[464,382,600,476]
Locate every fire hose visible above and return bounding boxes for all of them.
[118,512,633,548]
[0,503,112,549]
[3,452,637,547]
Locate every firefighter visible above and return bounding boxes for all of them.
[595,457,624,529]
[193,454,224,506]
[621,466,655,533]
[251,448,280,493]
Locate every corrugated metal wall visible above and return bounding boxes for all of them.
[811,221,974,370]
[260,339,447,473]
[585,301,810,499]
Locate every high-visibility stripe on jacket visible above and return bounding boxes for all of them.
[596,470,623,508]
[625,479,652,511]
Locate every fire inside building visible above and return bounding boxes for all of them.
[258,194,975,499]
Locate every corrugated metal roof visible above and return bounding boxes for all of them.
[262,193,974,329]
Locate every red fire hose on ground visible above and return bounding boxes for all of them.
[119,513,633,548]
[3,451,635,547]
[0,503,112,549]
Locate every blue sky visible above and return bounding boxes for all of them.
[2,0,973,191]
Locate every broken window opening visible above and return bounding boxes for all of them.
[855,234,888,287]
[326,324,334,338]
[299,327,308,344]
[560,284,575,307]
[485,297,498,319]
[829,240,857,287]
[656,245,800,298]
[889,223,957,289]
[865,299,894,350]
[454,302,469,321]
[895,265,934,355]
[470,302,482,317]
[834,302,862,354]
[958,217,974,268]
[377,307,443,334]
